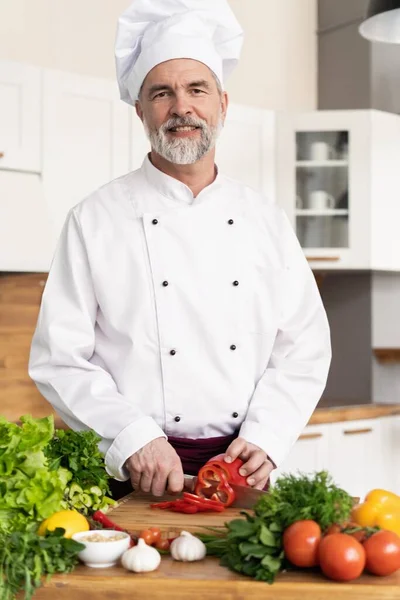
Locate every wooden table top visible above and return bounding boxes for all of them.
[34,493,400,600]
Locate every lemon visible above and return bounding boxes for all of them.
[38,509,89,538]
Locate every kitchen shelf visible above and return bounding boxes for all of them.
[296,209,349,216]
[296,160,348,167]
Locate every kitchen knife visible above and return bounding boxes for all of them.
[183,475,268,509]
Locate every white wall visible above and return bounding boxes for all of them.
[0,0,317,110]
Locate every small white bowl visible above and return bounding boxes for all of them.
[72,530,131,568]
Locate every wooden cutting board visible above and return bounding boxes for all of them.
[106,491,246,536]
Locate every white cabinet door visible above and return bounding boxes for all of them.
[43,70,130,248]
[131,112,151,171]
[270,423,331,485]
[0,61,41,173]
[217,105,275,200]
[379,415,400,496]
[328,419,383,501]
[0,171,53,271]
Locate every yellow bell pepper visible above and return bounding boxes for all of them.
[351,488,400,535]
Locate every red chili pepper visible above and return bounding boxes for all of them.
[92,510,136,546]
[195,464,237,507]
[92,510,126,532]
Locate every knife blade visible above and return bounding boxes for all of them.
[183,475,268,509]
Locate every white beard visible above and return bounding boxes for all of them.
[143,113,223,165]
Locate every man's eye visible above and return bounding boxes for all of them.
[191,89,204,95]
[153,91,169,99]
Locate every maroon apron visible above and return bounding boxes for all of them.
[168,431,239,476]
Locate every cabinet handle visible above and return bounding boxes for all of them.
[306,256,340,262]
[299,433,323,440]
[343,427,373,436]
[0,152,4,159]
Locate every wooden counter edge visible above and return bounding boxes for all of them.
[309,404,400,425]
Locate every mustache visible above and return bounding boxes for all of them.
[161,116,206,132]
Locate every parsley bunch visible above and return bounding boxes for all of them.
[0,528,84,600]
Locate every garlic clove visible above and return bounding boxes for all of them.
[170,531,207,562]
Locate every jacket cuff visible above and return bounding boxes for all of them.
[105,416,167,481]
[239,420,292,469]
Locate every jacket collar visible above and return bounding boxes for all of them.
[142,154,222,205]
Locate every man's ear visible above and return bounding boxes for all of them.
[221,91,229,124]
[135,100,143,122]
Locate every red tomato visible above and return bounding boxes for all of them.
[155,539,170,551]
[283,520,321,567]
[318,533,366,582]
[139,529,155,545]
[149,527,162,544]
[363,530,400,576]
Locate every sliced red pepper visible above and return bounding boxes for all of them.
[169,500,199,514]
[195,468,236,507]
[150,501,177,509]
[182,492,225,512]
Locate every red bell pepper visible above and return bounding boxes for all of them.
[194,468,236,507]
[194,453,250,507]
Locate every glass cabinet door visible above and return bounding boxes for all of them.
[295,131,349,249]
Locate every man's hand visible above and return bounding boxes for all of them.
[125,437,184,497]
[224,437,275,490]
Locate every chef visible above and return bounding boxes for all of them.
[29,0,331,499]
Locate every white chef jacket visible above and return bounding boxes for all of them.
[29,155,331,480]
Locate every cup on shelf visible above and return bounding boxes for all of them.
[308,190,336,211]
[310,141,332,162]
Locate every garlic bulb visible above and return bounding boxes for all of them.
[170,531,206,562]
[121,538,161,572]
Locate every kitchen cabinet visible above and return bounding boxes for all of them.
[216,104,275,199]
[270,416,398,500]
[42,69,131,248]
[0,61,41,173]
[276,109,400,271]
[379,415,400,496]
[270,423,331,484]
[328,418,383,500]
[0,171,53,271]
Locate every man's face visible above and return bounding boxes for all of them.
[136,59,228,165]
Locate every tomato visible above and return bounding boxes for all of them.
[318,533,366,582]
[155,539,170,551]
[351,502,379,528]
[375,511,400,537]
[140,529,156,545]
[283,520,321,567]
[363,530,400,576]
[149,527,162,544]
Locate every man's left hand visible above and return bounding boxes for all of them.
[224,437,274,490]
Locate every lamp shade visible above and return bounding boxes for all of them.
[359,0,400,42]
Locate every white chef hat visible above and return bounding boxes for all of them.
[115,0,243,105]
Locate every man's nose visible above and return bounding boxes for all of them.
[169,93,192,118]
